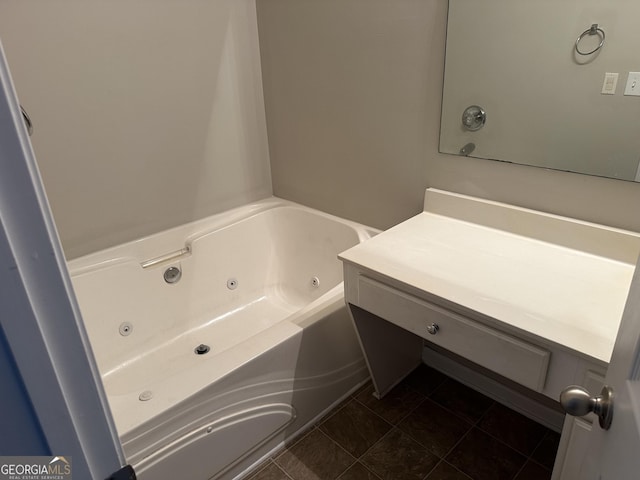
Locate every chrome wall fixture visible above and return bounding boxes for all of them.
[461,105,486,131]
[575,24,605,56]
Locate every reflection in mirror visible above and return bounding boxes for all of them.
[439,0,640,182]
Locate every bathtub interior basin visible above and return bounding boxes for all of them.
[67,197,376,479]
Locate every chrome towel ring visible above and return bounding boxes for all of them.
[575,24,605,56]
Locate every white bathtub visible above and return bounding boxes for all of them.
[68,198,376,480]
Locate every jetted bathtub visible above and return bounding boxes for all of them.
[68,198,377,480]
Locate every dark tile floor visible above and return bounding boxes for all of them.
[246,365,560,480]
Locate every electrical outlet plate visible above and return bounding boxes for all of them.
[624,72,640,96]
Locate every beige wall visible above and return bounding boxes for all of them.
[0,0,272,259]
[4,0,640,260]
[258,0,640,233]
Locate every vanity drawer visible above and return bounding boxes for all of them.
[357,276,550,392]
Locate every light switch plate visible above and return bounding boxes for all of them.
[602,73,619,94]
[624,72,640,96]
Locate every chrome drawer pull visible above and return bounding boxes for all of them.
[427,323,439,335]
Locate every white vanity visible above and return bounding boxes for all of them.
[339,189,640,478]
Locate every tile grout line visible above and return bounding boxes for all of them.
[510,459,529,480]
[390,385,435,425]
[357,462,384,480]
[408,377,449,400]
[395,382,489,464]
[316,391,405,479]
[282,425,318,451]
[404,423,473,463]
[447,425,532,480]
[526,456,554,472]
[347,426,405,478]
[271,460,296,480]
[429,382,557,472]
[243,460,268,480]
[524,430,557,472]
[351,424,397,461]
[270,424,320,470]
[352,390,427,427]
[317,395,396,466]
[244,459,295,480]
[335,459,383,480]
[272,427,359,480]
[352,380,483,469]
[467,400,557,475]
[388,384,473,480]
[420,459,444,480]
[315,427,359,479]
[472,421,540,460]
[443,460,474,480]
[354,425,453,480]
[471,404,554,467]
[346,384,429,466]
[316,396,357,427]
[426,379,496,428]
[352,368,449,428]
[437,425,474,467]
[421,458,473,480]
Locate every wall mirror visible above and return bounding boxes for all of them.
[439,0,640,182]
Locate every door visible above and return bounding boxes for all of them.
[561,253,640,479]
[0,41,130,478]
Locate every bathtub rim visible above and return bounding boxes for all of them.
[67,196,379,273]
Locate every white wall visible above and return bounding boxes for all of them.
[0,0,271,259]
[258,0,640,233]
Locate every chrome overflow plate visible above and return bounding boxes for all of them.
[164,266,182,284]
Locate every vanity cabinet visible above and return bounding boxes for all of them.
[339,189,640,479]
[356,275,551,394]
[343,263,606,416]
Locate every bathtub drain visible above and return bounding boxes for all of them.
[194,344,210,355]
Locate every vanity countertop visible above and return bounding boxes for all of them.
[339,189,640,364]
